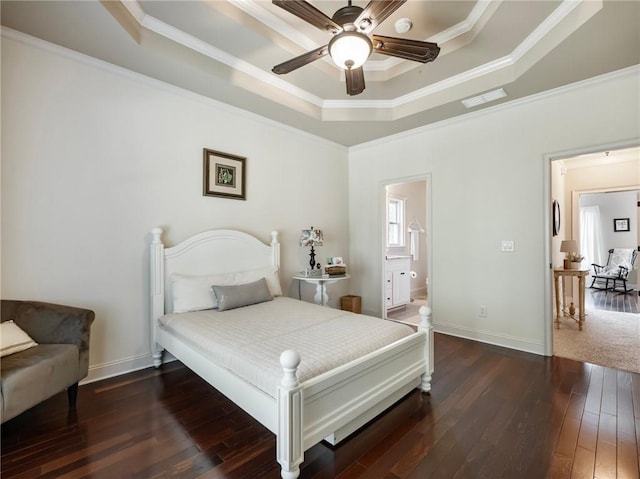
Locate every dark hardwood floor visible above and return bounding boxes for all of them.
[2,333,639,478]
[587,287,639,314]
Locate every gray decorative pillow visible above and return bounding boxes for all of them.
[211,278,273,311]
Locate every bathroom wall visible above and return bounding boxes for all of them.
[386,181,427,296]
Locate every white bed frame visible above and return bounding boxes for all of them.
[149,227,433,479]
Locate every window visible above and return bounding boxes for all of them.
[387,194,406,247]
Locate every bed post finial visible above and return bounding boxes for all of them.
[418,305,433,392]
[418,305,432,330]
[271,230,280,268]
[280,350,300,388]
[151,227,163,244]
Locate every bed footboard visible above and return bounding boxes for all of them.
[276,306,433,479]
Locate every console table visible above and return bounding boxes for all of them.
[553,268,588,330]
[293,273,350,307]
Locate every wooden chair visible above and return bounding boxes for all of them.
[590,248,637,293]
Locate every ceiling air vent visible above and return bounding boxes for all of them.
[462,88,507,108]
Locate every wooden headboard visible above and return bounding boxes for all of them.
[149,228,280,346]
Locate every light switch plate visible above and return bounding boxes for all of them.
[501,240,515,252]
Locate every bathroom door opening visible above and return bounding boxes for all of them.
[382,177,430,324]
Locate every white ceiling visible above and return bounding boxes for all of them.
[2,0,639,146]
[562,146,640,170]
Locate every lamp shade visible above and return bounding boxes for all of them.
[300,228,324,246]
[328,31,372,70]
[560,240,578,253]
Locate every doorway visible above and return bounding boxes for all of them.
[381,177,429,326]
[549,145,640,371]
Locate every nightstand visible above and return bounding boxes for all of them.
[293,273,350,306]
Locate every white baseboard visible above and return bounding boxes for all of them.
[411,287,427,298]
[433,322,546,356]
[82,352,177,385]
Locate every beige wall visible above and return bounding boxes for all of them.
[551,161,567,269]
[349,67,640,355]
[1,33,350,382]
[563,158,640,239]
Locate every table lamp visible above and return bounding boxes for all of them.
[560,240,578,269]
[300,227,324,269]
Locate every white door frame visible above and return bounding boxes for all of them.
[379,174,433,320]
[542,139,639,356]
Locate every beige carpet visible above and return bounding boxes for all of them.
[553,308,640,374]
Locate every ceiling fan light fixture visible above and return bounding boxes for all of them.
[328,31,372,70]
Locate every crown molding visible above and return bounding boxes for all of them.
[327,0,598,111]
[108,0,597,120]
[119,0,325,107]
[0,27,347,151]
[350,65,640,151]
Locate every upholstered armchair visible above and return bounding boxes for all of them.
[1,300,95,423]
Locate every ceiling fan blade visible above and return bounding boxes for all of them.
[345,67,365,96]
[272,45,329,74]
[372,35,440,63]
[354,0,406,33]
[272,0,342,34]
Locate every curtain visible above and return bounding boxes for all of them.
[580,205,604,273]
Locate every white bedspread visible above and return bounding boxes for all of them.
[158,297,414,398]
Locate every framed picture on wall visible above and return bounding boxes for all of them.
[552,200,560,236]
[203,148,246,200]
[613,218,629,232]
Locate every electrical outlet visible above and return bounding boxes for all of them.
[479,305,487,317]
[501,240,515,252]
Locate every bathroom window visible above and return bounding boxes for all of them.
[387,194,406,247]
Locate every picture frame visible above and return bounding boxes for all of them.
[613,218,629,232]
[327,257,344,265]
[552,200,560,236]
[203,148,246,200]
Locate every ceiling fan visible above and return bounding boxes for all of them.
[271,0,440,96]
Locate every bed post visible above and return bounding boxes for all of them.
[418,306,433,392]
[271,230,280,267]
[150,227,165,368]
[277,350,303,479]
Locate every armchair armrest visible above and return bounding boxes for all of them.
[591,263,607,275]
[1,300,95,378]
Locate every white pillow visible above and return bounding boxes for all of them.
[171,274,219,313]
[171,266,282,313]
[1,321,38,357]
[232,266,283,297]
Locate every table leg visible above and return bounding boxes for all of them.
[321,283,329,306]
[578,275,585,331]
[554,273,560,329]
[313,283,323,305]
